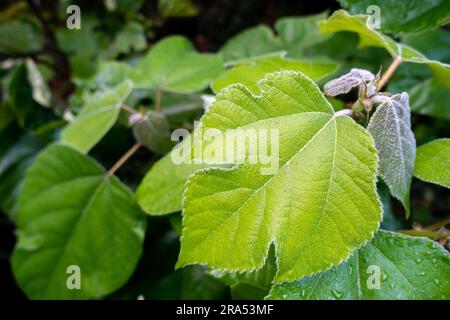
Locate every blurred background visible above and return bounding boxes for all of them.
[0,0,448,300]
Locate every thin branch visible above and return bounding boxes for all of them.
[155,89,162,112]
[424,216,450,231]
[107,143,141,176]
[377,56,402,91]
[120,103,139,114]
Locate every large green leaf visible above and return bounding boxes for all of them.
[61,80,133,153]
[177,71,382,282]
[212,55,339,93]
[12,144,146,299]
[318,10,450,87]
[275,12,331,57]
[220,25,281,63]
[414,138,450,188]
[367,93,416,217]
[219,12,331,62]
[131,36,224,93]
[268,230,450,300]
[0,131,44,220]
[409,79,450,120]
[338,0,450,34]
[403,29,450,64]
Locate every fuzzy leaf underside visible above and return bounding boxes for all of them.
[414,138,450,188]
[319,10,450,88]
[367,93,415,217]
[324,68,374,96]
[12,144,146,299]
[177,71,382,282]
[268,230,450,300]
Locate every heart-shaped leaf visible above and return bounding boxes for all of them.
[268,230,450,300]
[177,71,382,282]
[131,36,224,93]
[12,144,146,299]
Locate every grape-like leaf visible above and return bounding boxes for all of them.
[414,138,450,188]
[268,230,450,300]
[338,0,450,34]
[136,65,336,216]
[212,54,339,93]
[319,10,450,88]
[177,71,382,282]
[61,80,133,153]
[131,36,224,93]
[324,68,374,96]
[12,144,146,299]
[367,93,415,217]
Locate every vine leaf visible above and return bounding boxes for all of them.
[136,67,336,217]
[12,144,147,299]
[131,36,224,93]
[61,80,133,153]
[414,138,450,188]
[324,68,374,96]
[212,54,339,94]
[367,93,415,217]
[338,0,450,34]
[319,10,450,88]
[268,230,450,300]
[177,71,382,282]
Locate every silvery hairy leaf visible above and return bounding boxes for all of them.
[324,68,375,96]
[367,92,416,217]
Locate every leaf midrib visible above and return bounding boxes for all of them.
[44,177,108,298]
[187,115,337,254]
